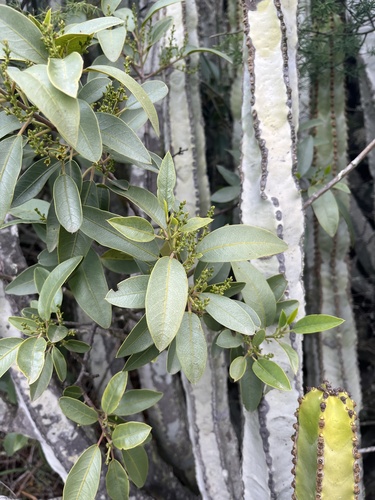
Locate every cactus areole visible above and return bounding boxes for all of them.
[292,381,360,499]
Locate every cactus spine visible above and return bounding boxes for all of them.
[292,381,360,500]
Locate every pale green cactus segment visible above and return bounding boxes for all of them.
[292,382,360,500]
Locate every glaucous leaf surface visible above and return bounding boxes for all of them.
[240,358,263,412]
[112,422,151,450]
[38,256,82,320]
[176,312,207,383]
[64,17,124,35]
[145,257,188,351]
[292,314,345,334]
[230,356,247,382]
[0,112,21,140]
[106,182,166,229]
[51,346,67,382]
[101,371,128,415]
[108,217,155,242]
[116,315,153,357]
[0,136,23,224]
[157,152,176,210]
[30,352,53,401]
[106,460,129,500]
[97,112,151,164]
[17,337,47,384]
[63,445,102,500]
[81,206,159,261]
[106,275,149,309]
[74,99,102,162]
[252,358,291,391]
[196,225,287,262]
[69,249,112,328]
[122,447,148,488]
[201,293,255,335]
[7,66,80,147]
[97,26,126,62]
[12,160,60,208]
[47,52,83,98]
[308,186,339,237]
[114,389,163,416]
[53,174,83,233]
[87,65,159,135]
[0,5,48,63]
[232,261,276,327]
[59,397,99,425]
[0,338,23,378]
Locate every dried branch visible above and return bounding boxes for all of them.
[303,137,375,210]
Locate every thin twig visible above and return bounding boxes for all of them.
[358,446,375,454]
[303,137,375,210]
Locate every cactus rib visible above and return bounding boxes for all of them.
[292,381,360,500]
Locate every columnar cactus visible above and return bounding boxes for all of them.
[292,381,361,500]
[304,10,362,406]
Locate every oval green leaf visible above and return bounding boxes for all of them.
[202,293,255,335]
[59,396,99,425]
[16,337,47,384]
[176,312,207,384]
[38,256,82,320]
[81,206,159,262]
[7,66,80,147]
[65,17,124,35]
[97,26,126,62]
[309,186,339,237]
[51,346,67,382]
[12,159,61,209]
[101,371,128,415]
[124,345,159,372]
[278,342,299,374]
[232,261,276,327]
[252,358,291,391]
[116,315,153,357]
[122,446,148,488]
[106,460,129,500]
[145,256,188,351]
[230,356,247,382]
[112,422,151,450]
[196,225,288,262]
[87,65,159,135]
[216,329,243,349]
[97,112,151,164]
[0,5,48,63]
[240,357,263,412]
[8,316,38,335]
[69,249,112,329]
[0,338,23,378]
[5,264,39,296]
[54,174,83,233]
[63,445,102,500]
[30,352,53,401]
[47,52,84,98]
[157,152,176,210]
[74,99,102,162]
[114,389,162,416]
[63,340,91,353]
[106,182,166,229]
[180,217,213,233]
[0,135,23,224]
[292,314,345,334]
[108,216,155,242]
[106,275,149,309]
